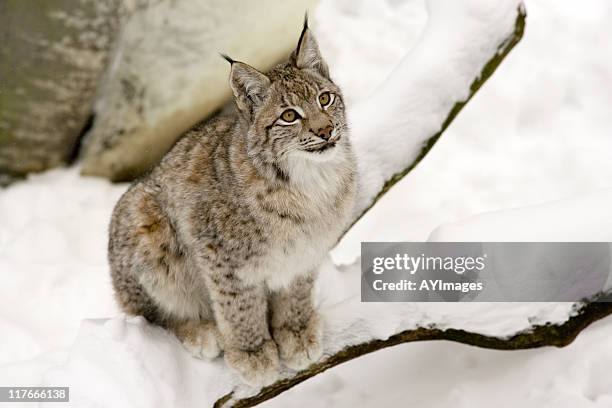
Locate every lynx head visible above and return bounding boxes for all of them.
[223,17,351,182]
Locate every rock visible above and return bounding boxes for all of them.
[80,0,318,182]
[0,0,124,185]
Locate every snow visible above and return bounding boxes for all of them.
[0,169,125,365]
[2,0,612,407]
[429,189,612,242]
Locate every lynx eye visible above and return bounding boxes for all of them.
[280,109,300,123]
[318,92,332,107]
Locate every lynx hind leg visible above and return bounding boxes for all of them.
[111,268,163,325]
[109,187,217,357]
[109,189,166,324]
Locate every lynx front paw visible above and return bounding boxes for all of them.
[224,339,280,387]
[175,321,222,360]
[273,314,323,371]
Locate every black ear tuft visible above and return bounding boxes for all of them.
[294,17,330,79]
[219,53,235,65]
[296,12,309,57]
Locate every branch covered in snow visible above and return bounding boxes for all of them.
[349,0,526,223]
[215,301,612,408]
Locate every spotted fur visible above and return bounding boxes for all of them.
[108,19,356,386]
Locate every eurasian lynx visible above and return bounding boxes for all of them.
[108,19,356,386]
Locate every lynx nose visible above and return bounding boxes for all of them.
[317,125,334,141]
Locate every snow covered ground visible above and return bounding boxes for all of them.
[1,0,612,406]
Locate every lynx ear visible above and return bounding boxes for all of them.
[294,17,329,79]
[223,55,271,113]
